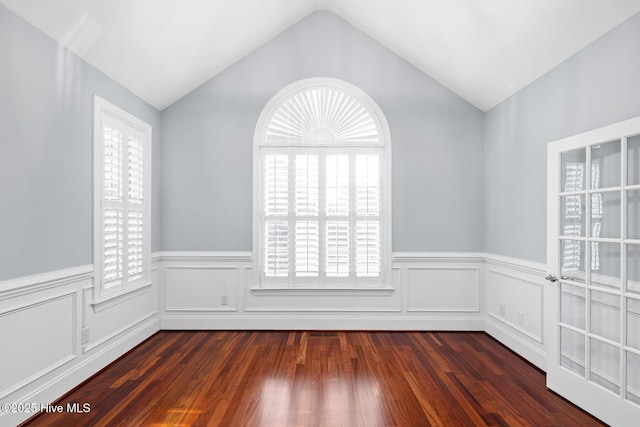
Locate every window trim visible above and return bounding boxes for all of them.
[93,95,152,305]
[252,78,392,289]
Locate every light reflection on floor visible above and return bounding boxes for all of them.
[256,374,383,426]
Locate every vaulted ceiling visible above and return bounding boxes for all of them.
[3,0,640,111]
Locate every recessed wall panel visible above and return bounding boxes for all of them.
[165,266,238,311]
[0,294,75,397]
[406,267,479,312]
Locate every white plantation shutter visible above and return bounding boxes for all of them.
[95,96,150,299]
[261,149,383,284]
[326,221,350,277]
[127,134,144,282]
[265,221,289,277]
[356,221,380,277]
[103,125,123,201]
[264,155,288,216]
[295,221,319,276]
[257,79,389,288]
[295,155,319,216]
[355,155,381,276]
[355,155,380,216]
[326,155,350,216]
[103,208,123,288]
[102,122,124,289]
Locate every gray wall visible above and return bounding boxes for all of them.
[484,12,640,263]
[0,4,162,281]
[161,11,485,252]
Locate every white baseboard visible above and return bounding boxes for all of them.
[484,316,547,370]
[161,315,485,331]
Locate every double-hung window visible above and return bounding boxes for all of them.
[254,78,391,288]
[93,96,151,303]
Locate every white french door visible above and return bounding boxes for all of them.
[546,116,640,426]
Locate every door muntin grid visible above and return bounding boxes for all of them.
[558,136,640,402]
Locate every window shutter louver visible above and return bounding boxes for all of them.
[295,221,319,276]
[326,155,349,216]
[127,135,144,282]
[355,155,380,216]
[326,221,350,277]
[295,155,319,216]
[102,123,124,288]
[265,221,289,277]
[103,208,123,288]
[356,221,380,277]
[265,155,289,216]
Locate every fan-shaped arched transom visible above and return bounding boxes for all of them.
[260,79,384,145]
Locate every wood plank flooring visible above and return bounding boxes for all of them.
[24,331,606,426]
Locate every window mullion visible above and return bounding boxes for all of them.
[121,124,130,291]
[288,151,295,286]
[319,150,326,285]
[349,149,357,283]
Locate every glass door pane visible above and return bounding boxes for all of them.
[560,327,586,376]
[629,190,640,240]
[562,149,586,192]
[590,242,621,289]
[591,140,621,189]
[590,339,620,394]
[561,195,585,237]
[627,352,640,405]
[589,290,620,342]
[561,283,585,330]
[628,299,640,351]
[561,240,586,282]
[629,135,640,186]
[629,245,640,295]
[590,192,621,239]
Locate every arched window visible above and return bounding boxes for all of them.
[253,78,391,288]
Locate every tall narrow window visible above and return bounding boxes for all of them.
[94,96,151,302]
[254,78,391,288]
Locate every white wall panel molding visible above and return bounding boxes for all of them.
[154,251,252,263]
[484,253,546,276]
[158,251,485,329]
[165,265,243,312]
[393,252,485,263]
[405,267,480,312]
[0,264,159,426]
[91,282,154,313]
[0,265,93,300]
[248,287,395,297]
[82,311,158,354]
[483,254,548,371]
[485,268,544,342]
[1,316,159,427]
[0,292,77,400]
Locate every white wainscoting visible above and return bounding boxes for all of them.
[483,254,548,370]
[157,252,486,331]
[1,252,551,425]
[0,263,159,427]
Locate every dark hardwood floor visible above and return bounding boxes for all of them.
[24,331,606,426]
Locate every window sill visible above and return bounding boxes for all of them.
[249,286,395,297]
[92,280,154,312]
